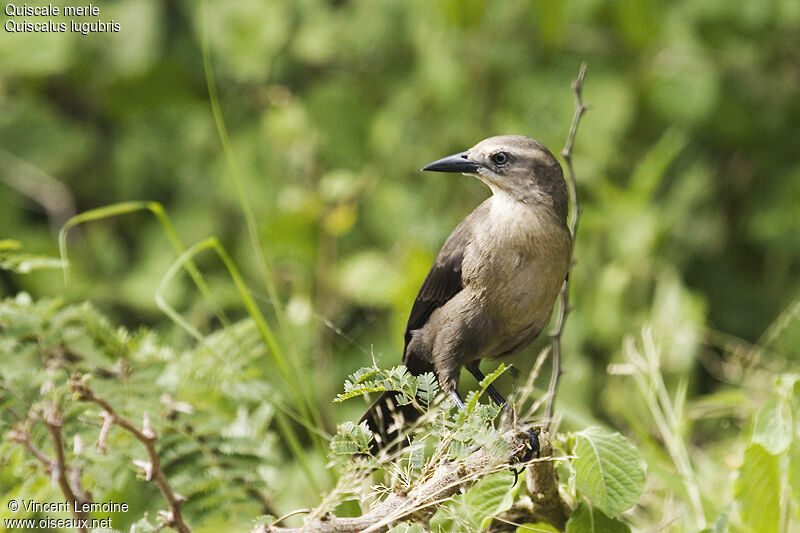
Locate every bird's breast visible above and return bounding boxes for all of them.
[462,203,572,338]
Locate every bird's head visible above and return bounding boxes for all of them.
[422,135,567,219]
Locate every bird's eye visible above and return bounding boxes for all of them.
[491,152,509,166]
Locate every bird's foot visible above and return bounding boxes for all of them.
[449,389,465,410]
[466,365,507,407]
[510,428,540,486]
[486,384,506,407]
[524,427,540,462]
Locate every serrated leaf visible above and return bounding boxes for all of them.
[573,427,647,517]
[566,502,631,533]
[417,372,438,408]
[388,365,410,381]
[710,507,730,533]
[752,395,793,454]
[734,443,780,533]
[350,366,380,383]
[448,439,470,461]
[409,435,427,470]
[252,515,277,526]
[334,380,387,402]
[330,421,373,455]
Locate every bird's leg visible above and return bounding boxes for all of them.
[465,362,506,406]
[449,389,465,409]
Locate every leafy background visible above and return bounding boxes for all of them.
[1,0,799,531]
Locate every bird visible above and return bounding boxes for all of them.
[361,135,573,450]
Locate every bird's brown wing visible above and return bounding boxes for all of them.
[402,201,490,371]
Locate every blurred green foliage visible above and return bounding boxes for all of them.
[2,0,800,531]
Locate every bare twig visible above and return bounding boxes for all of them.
[42,407,90,530]
[69,374,192,533]
[253,427,536,533]
[545,63,589,427]
[8,427,53,466]
[8,408,90,533]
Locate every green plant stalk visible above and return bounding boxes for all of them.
[155,237,324,490]
[58,201,231,331]
[154,236,331,438]
[60,205,325,487]
[156,238,301,412]
[199,5,289,346]
[199,5,327,460]
[274,408,322,496]
[626,331,706,529]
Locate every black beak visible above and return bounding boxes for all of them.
[422,151,482,173]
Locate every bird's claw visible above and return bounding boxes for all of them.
[523,427,540,462]
[510,428,540,486]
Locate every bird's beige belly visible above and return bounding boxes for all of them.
[472,269,562,358]
[462,224,571,359]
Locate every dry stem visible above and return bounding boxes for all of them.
[545,63,589,427]
[68,374,192,533]
[8,407,90,532]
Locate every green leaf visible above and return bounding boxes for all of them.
[334,379,386,402]
[518,523,561,533]
[628,128,687,200]
[252,515,277,526]
[710,507,730,533]
[0,253,64,273]
[409,435,427,470]
[752,395,793,454]
[0,239,22,251]
[470,472,516,530]
[566,502,631,533]
[350,366,380,383]
[572,427,647,517]
[462,363,508,417]
[430,472,515,531]
[417,372,438,408]
[330,421,373,456]
[791,439,800,512]
[734,443,780,533]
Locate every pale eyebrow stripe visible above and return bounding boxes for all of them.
[516,152,549,166]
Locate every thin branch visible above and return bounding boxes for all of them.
[545,63,589,427]
[42,407,90,530]
[8,409,90,532]
[69,374,192,533]
[8,427,53,467]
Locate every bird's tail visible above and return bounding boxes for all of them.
[359,390,422,454]
[359,350,434,454]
